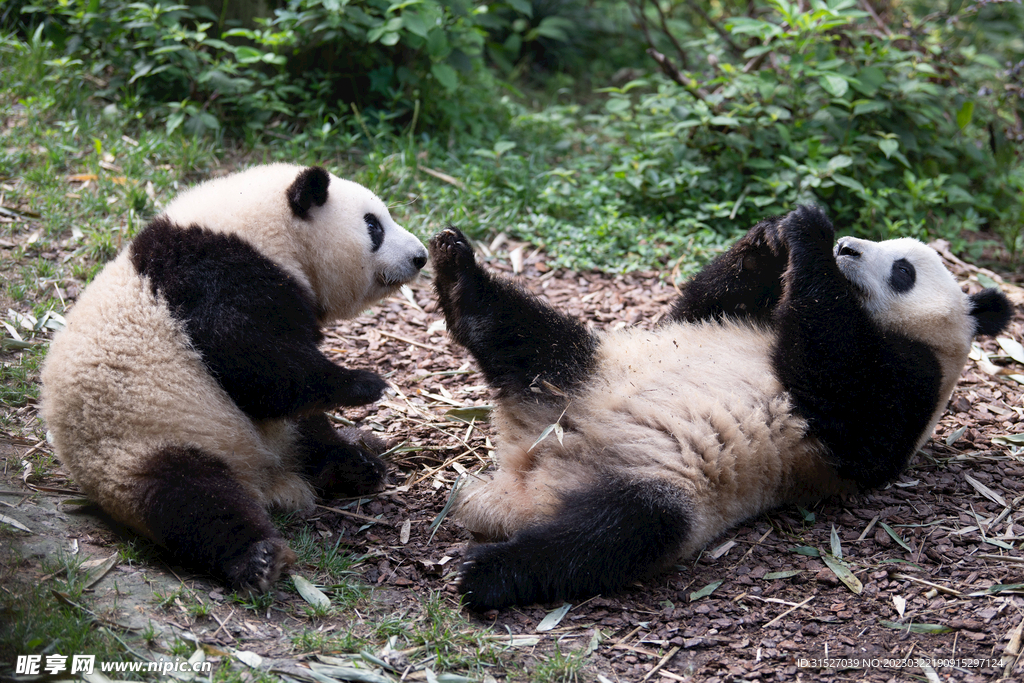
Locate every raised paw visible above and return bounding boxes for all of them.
[780,205,835,256]
[428,227,477,278]
[226,537,296,596]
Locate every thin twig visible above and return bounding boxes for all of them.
[762,595,814,629]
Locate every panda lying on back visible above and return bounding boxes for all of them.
[429,206,1012,611]
[42,164,427,594]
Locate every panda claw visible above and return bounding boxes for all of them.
[227,537,295,596]
[428,226,476,277]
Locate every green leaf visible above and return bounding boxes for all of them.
[879,521,914,553]
[880,620,954,634]
[993,433,1024,446]
[381,31,401,46]
[821,553,862,594]
[966,583,1024,597]
[763,570,803,580]
[819,74,849,98]
[292,575,331,609]
[444,405,493,422]
[853,100,887,116]
[998,337,1024,364]
[402,11,429,38]
[976,272,1000,288]
[827,154,853,172]
[878,139,899,159]
[536,603,572,631]
[507,0,532,17]
[234,46,263,64]
[790,546,821,557]
[689,580,723,601]
[427,28,450,59]
[830,525,843,560]
[956,100,975,130]
[709,115,739,127]
[832,174,866,195]
[430,63,459,92]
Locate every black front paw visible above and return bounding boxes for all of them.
[458,542,536,611]
[429,227,476,279]
[781,205,835,256]
[332,369,387,407]
[313,445,388,498]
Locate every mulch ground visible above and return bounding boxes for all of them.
[3,235,1023,682]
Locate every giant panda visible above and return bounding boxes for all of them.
[41,164,428,594]
[427,206,1012,611]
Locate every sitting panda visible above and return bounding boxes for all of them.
[41,164,427,594]
[428,206,1012,611]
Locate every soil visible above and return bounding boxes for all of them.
[1,237,1023,682]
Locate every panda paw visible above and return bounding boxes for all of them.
[429,227,476,279]
[781,205,836,257]
[457,542,535,612]
[313,432,390,498]
[227,537,296,596]
[332,369,388,407]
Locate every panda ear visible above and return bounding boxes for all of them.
[287,166,330,218]
[969,288,1013,337]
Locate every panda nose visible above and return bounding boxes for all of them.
[836,237,861,258]
[412,254,427,270]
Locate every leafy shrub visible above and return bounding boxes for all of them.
[605,0,1024,250]
[8,0,572,139]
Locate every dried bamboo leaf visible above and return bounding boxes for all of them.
[293,575,331,610]
[536,602,572,632]
[821,553,862,594]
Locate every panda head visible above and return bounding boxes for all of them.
[164,164,427,322]
[285,166,428,320]
[835,235,1011,412]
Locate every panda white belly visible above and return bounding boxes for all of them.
[41,254,316,536]
[457,321,842,556]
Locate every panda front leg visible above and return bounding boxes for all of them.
[769,206,941,488]
[294,413,389,498]
[137,445,296,594]
[429,227,598,398]
[457,475,690,611]
[667,213,789,324]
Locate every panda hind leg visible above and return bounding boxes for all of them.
[294,413,388,498]
[667,213,788,325]
[429,226,597,398]
[458,476,689,611]
[138,445,295,595]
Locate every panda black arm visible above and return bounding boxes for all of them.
[131,219,385,420]
[667,214,789,325]
[429,227,598,398]
[768,207,942,488]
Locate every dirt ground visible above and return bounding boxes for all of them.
[2,236,1023,682]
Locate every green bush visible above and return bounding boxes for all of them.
[598,0,1024,251]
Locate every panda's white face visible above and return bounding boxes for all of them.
[835,236,971,344]
[303,175,427,320]
[163,164,427,322]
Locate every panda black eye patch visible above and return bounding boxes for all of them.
[365,213,384,252]
[889,258,915,293]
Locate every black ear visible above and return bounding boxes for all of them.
[287,166,330,218]
[970,288,1013,337]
